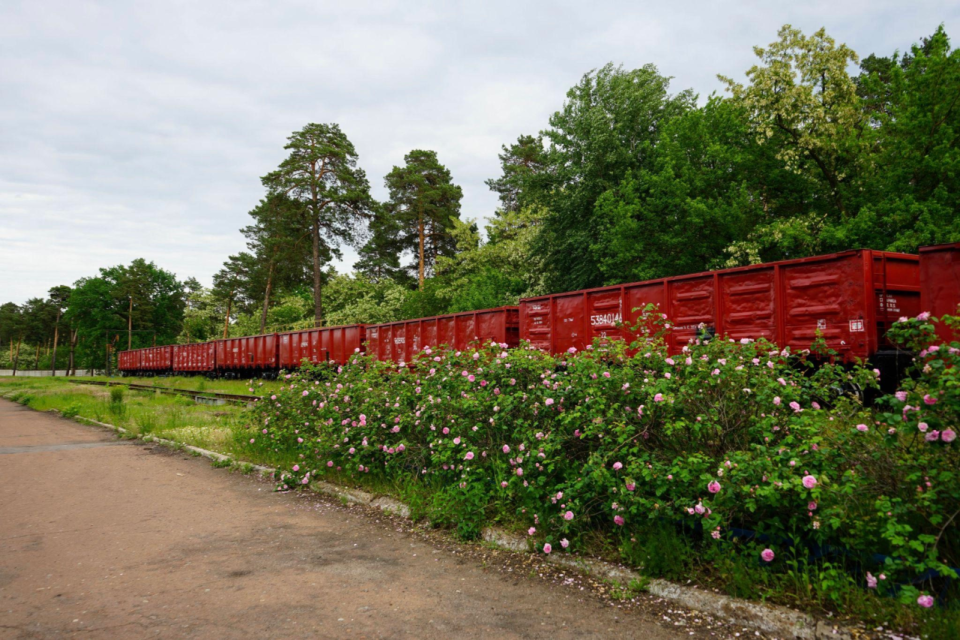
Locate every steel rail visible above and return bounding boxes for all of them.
[67,379,262,406]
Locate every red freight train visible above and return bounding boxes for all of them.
[140,346,174,372]
[367,307,519,363]
[920,243,960,343]
[118,349,140,374]
[114,244,959,379]
[520,249,920,365]
[216,333,279,376]
[173,342,217,374]
[278,325,367,369]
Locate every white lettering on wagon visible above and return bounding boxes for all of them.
[878,294,901,314]
[590,312,622,327]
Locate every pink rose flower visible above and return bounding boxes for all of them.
[917,594,935,608]
[866,572,877,589]
[543,543,552,554]
[560,538,570,548]
[613,462,623,471]
[564,511,574,521]
[614,515,625,526]
[708,481,721,494]
[464,452,474,460]
[761,548,775,562]
[802,475,818,489]
[856,423,869,432]
[942,429,956,443]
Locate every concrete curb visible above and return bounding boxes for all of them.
[488,528,838,640]
[63,409,857,640]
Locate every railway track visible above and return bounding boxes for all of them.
[68,379,262,407]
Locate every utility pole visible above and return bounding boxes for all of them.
[128,295,133,351]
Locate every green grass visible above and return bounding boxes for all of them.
[84,374,284,396]
[0,377,252,456]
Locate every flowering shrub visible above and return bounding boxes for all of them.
[242,311,960,612]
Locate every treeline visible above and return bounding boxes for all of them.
[3,25,958,371]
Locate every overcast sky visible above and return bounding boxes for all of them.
[1,1,957,304]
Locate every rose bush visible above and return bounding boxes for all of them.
[242,309,960,612]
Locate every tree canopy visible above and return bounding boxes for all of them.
[7,24,959,367]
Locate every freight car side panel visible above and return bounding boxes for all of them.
[405,322,421,362]
[367,326,381,360]
[920,243,960,342]
[521,301,551,352]
[438,317,455,348]
[142,346,172,371]
[455,315,476,351]
[622,282,666,343]
[384,325,402,363]
[218,334,277,370]
[279,331,311,369]
[585,289,623,347]
[421,319,438,350]
[118,350,140,372]
[667,276,715,350]
[173,343,216,372]
[873,253,922,346]
[553,293,586,353]
[718,268,777,343]
[781,257,863,358]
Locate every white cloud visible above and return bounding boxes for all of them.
[1,0,957,302]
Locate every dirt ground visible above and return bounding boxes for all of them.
[0,399,742,639]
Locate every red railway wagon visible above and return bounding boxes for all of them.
[520,249,920,364]
[920,243,960,343]
[173,342,217,374]
[118,349,141,375]
[367,307,520,363]
[216,333,278,376]
[278,324,367,369]
[140,345,174,373]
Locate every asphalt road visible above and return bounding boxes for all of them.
[0,399,695,639]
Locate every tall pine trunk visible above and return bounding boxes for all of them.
[418,211,425,291]
[12,334,22,376]
[51,309,61,376]
[260,259,275,334]
[312,218,323,327]
[68,329,77,376]
[223,293,233,339]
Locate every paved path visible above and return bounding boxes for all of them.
[0,400,690,639]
